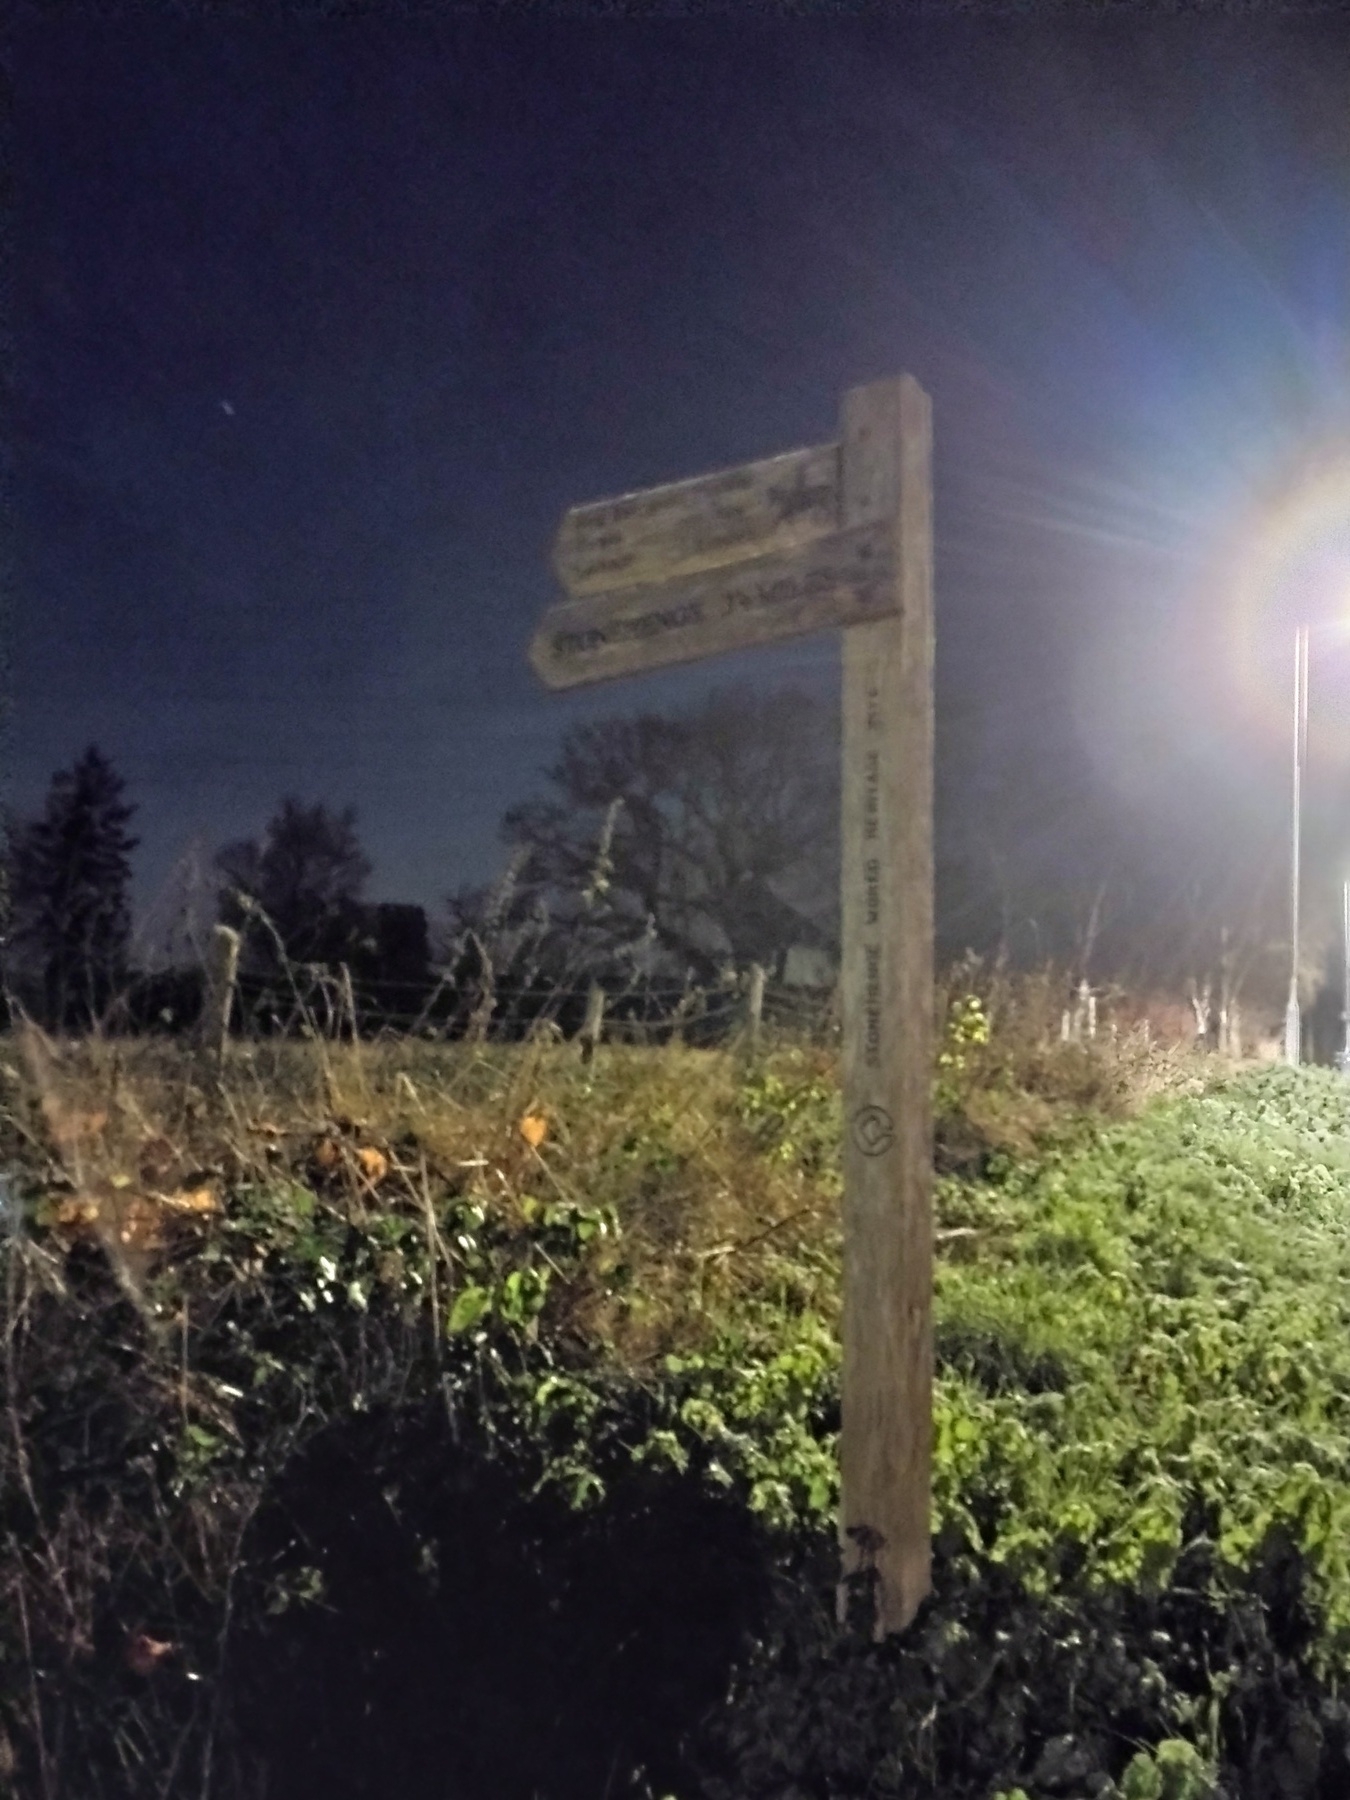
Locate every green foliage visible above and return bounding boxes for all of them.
[936,990,992,1111]
[734,1053,842,1182]
[928,1065,1350,1685]
[649,1319,840,1529]
[8,1027,1350,1797]
[1119,1738,1217,1800]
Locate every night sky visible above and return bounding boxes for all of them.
[12,17,1350,965]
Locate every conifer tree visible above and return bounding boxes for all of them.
[10,746,139,1030]
[214,797,373,974]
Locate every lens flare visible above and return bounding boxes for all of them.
[1228,449,1350,767]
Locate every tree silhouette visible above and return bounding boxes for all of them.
[460,685,838,986]
[8,745,139,1031]
[0,805,15,1031]
[214,798,374,973]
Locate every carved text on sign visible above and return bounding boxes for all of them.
[531,521,896,691]
[553,443,841,597]
[859,676,886,1072]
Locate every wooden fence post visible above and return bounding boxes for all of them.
[746,963,766,1046]
[580,982,606,1062]
[465,936,496,1043]
[668,984,701,1048]
[200,925,240,1065]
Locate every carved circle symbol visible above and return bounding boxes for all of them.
[851,1104,896,1157]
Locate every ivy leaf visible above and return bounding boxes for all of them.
[447,1284,492,1335]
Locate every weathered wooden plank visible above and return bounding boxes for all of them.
[838,375,934,1638]
[552,441,840,597]
[530,519,894,691]
[529,374,937,1642]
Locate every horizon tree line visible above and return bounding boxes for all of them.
[0,686,1330,1049]
[0,689,843,1035]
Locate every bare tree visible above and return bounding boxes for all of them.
[462,685,839,985]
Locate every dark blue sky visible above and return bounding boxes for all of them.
[12,16,1350,954]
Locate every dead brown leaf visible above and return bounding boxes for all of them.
[112,1193,166,1251]
[519,1113,548,1149]
[125,1632,176,1677]
[158,1185,219,1216]
[53,1195,101,1233]
[354,1145,388,1184]
[311,1137,342,1174]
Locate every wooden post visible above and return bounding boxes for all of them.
[746,962,766,1046]
[332,963,351,1039]
[668,983,702,1048]
[200,924,240,1065]
[580,981,606,1062]
[838,375,934,1638]
[465,935,496,1043]
[528,372,937,1637]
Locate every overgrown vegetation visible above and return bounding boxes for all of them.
[2,979,1348,1798]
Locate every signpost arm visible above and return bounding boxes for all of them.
[838,375,935,1638]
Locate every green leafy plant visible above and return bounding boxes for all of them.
[1119,1737,1217,1800]
[5,1013,1350,1798]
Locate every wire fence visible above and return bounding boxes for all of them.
[37,955,843,1051]
[4,946,1273,1062]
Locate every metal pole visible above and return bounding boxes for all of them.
[1285,625,1308,1066]
[1340,878,1350,1074]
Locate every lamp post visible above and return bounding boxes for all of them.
[1285,625,1309,1065]
[1339,878,1350,1075]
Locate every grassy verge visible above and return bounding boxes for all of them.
[1,991,1346,1798]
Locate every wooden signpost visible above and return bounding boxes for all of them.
[529,376,935,1637]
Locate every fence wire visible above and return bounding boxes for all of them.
[81,958,843,1050]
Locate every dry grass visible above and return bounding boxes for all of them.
[0,976,1236,1798]
[0,1024,844,1365]
[0,969,1215,1369]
